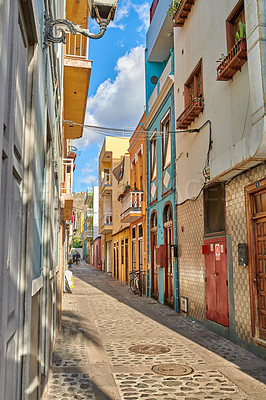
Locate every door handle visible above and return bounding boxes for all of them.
[214,272,218,277]
[253,275,259,290]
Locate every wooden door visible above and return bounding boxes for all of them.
[164,224,174,307]
[204,237,229,326]
[151,231,158,299]
[252,188,266,339]
[254,217,266,339]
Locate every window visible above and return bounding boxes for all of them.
[226,0,245,51]
[134,162,137,189]
[163,204,172,223]
[184,59,203,107]
[204,183,225,235]
[132,226,136,239]
[151,212,157,228]
[138,224,143,238]
[162,112,171,169]
[150,132,157,181]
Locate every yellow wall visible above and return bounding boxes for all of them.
[112,228,130,284]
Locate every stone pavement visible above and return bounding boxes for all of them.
[44,262,266,400]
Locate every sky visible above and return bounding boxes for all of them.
[72,0,151,193]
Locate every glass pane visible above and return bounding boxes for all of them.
[261,192,266,212]
[205,183,225,233]
[255,195,261,214]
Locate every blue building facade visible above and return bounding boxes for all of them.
[144,0,178,310]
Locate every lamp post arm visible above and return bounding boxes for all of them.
[44,7,114,48]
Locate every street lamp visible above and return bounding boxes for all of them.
[44,0,118,47]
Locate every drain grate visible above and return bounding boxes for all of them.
[152,363,193,376]
[129,344,170,354]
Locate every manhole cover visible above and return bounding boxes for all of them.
[129,344,170,354]
[152,363,193,376]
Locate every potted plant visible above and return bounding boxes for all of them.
[123,182,131,195]
[193,97,201,107]
[118,193,125,202]
[167,0,182,18]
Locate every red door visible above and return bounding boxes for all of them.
[151,231,158,299]
[164,223,174,307]
[204,237,229,326]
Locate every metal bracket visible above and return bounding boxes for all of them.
[43,6,114,49]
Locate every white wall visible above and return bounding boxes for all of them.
[174,0,266,203]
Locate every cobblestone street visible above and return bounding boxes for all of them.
[44,262,266,400]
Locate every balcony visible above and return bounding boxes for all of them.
[176,97,204,129]
[173,0,195,27]
[86,208,94,218]
[217,38,247,81]
[101,173,112,194]
[101,212,113,234]
[120,191,143,223]
[61,158,74,221]
[65,32,88,60]
[148,55,173,112]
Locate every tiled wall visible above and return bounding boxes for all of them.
[176,163,266,343]
[177,194,205,321]
[226,163,266,342]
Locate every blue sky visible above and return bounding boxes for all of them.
[73,0,151,192]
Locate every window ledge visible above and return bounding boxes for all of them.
[217,38,247,81]
[176,98,204,129]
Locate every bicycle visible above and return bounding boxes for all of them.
[129,270,142,296]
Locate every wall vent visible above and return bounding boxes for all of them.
[180,296,188,313]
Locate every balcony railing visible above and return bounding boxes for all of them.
[176,97,204,129]
[86,208,94,217]
[101,173,112,191]
[148,56,173,112]
[173,0,195,27]
[61,158,74,194]
[121,191,143,221]
[217,38,247,81]
[102,212,112,226]
[84,229,93,239]
[65,32,88,59]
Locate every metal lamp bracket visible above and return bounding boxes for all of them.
[43,6,114,49]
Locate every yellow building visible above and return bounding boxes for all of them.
[99,137,130,276]
[60,0,91,281]
[120,113,147,293]
[112,227,130,284]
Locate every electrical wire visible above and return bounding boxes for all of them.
[63,119,202,140]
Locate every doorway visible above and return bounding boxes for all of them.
[246,181,266,339]
[150,212,158,299]
[163,204,174,307]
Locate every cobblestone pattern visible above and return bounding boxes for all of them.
[45,373,95,400]
[114,370,249,400]
[226,164,266,342]
[176,195,205,322]
[105,337,206,368]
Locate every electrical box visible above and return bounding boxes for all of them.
[238,243,248,266]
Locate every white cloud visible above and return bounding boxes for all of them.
[78,159,98,186]
[77,45,145,150]
[132,2,150,33]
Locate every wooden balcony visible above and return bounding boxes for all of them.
[217,38,247,81]
[121,191,143,223]
[176,98,204,129]
[173,0,195,27]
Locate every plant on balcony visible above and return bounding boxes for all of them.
[123,182,131,194]
[167,0,181,17]
[117,193,125,202]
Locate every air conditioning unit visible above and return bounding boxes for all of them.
[180,296,188,313]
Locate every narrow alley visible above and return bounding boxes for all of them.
[44,262,266,400]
